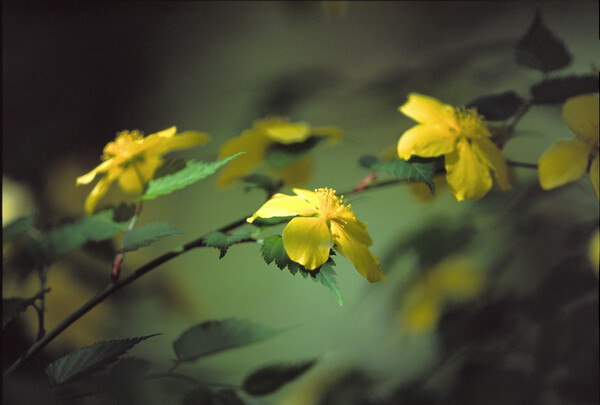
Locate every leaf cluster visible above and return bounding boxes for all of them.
[203,229,252,258]
[359,155,436,194]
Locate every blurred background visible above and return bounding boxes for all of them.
[3,1,599,404]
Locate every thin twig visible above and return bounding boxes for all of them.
[506,159,538,170]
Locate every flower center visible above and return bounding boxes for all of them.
[315,187,350,221]
[453,107,489,141]
[102,130,144,160]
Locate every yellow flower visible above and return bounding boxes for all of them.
[589,228,599,274]
[397,93,511,201]
[247,188,386,282]
[400,255,485,334]
[217,117,343,187]
[77,127,209,214]
[538,95,599,199]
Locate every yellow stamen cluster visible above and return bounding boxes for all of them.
[316,187,350,221]
[102,130,144,160]
[453,107,488,140]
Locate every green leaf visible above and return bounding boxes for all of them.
[2,214,35,244]
[242,359,317,396]
[265,136,325,169]
[467,91,525,121]
[204,229,251,259]
[172,318,282,362]
[46,334,159,385]
[261,234,292,269]
[121,222,183,252]
[313,261,343,306]
[530,74,599,105]
[251,215,296,227]
[515,10,571,73]
[141,153,243,200]
[183,387,245,405]
[31,210,127,266]
[360,156,435,194]
[2,289,49,329]
[153,158,187,179]
[241,174,283,194]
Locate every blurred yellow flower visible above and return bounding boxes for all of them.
[589,228,599,274]
[248,188,386,282]
[400,255,485,334]
[538,95,599,199]
[77,127,209,214]
[217,117,343,188]
[397,93,511,201]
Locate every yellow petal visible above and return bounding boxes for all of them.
[399,93,456,126]
[397,124,457,160]
[292,188,321,209]
[279,155,313,186]
[152,130,210,155]
[217,129,270,187]
[331,221,385,282]
[562,95,599,143]
[471,137,511,191]
[590,153,599,200]
[264,121,311,144]
[282,217,334,270]
[247,193,318,223]
[76,159,115,185]
[117,155,163,194]
[402,293,442,334]
[588,228,599,273]
[84,171,118,214]
[428,256,484,300]
[538,139,591,190]
[311,126,344,143]
[331,213,372,246]
[156,126,177,138]
[445,139,492,201]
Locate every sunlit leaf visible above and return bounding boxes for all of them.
[2,214,35,244]
[265,137,325,169]
[261,234,292,269]
[360,156,435,194]
[204,229,252,259]
[46,334,159,385]
[172,318,282,362]
[121,222,183,252]
[141,153,243,200]
[467,91,525,121]
[530,74,599,105]
[515,10,571,73]
[243,359,317,396]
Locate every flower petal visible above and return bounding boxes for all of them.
[282,217,334,270]
[292,188,321,208]
[445,139,492,201]
[76,159,115,185]
[589,153,599,200]
[538,139,591,190]
[397,124,456,160]
[117,155,163,194]
[217,129,270,187]
[471,137,511,191]
[84,171,119,214]
[152,130,210,155]
[331,213,372,246]
[562,95,599,143]
[402,293,442,334]
[264,121,311,144]
[399,93,456,126]
[279,155,313,186]
[331,222,385,282]
[247,193,318,223]
[311,126,344,143]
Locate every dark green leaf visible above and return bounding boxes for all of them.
[251,215,296,227]
[112,203,138,222]
[2,214,35,243]
[360,156,435,194]
[46,334,159,385]
[241,174,283,194]
[515,10,571,73]
[243,359,317,396]
[530,74,599,105]
[153,158,187,179]
[265,136,325,169]
[121,222,183,252]
[261,234,292,269]
[204,229,252,258]
[2,289,49,329]
[172,318,282,362]
[467,91,525,121]
[141,153,243,200]
[313,261,343,306]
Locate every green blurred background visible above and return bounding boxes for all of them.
[3,2,599,404]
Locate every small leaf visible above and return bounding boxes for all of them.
[142,153,243,200]
[121,222,183,252]
[467,91,525,121]
[204,229,251,258]
[530,74,599,105]
[46,334,159,385]
[515,10,571,73]
[261,234,292,269]
[360,156,435,194]
[2,214,35,244]
[241,174,283,194]
[243,359,317,396]
[2,289,49,329]
[172,318,282,362]
[265,136,325,169]
[251,216,296,227]
[313,261,343,306]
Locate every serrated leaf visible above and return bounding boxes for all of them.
[46,334,159,385]
[467,91,525,121]
[261,234,292,269]
[121,222,183,252]
[360,156,435,194]
[30,210,127,266]
[313,262,343,306]
[515,10,571,73]
[243,359,317,396]
[141,153,243,200]
[265,136,325,169]
[172,318,282,362]
[530,74,599,105]
[204,229,251,258]
[153,158,187,179]
[3,214,35,244]
[2,289,48,329]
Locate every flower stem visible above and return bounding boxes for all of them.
[35,267,47,340]
[506,159,538,170]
